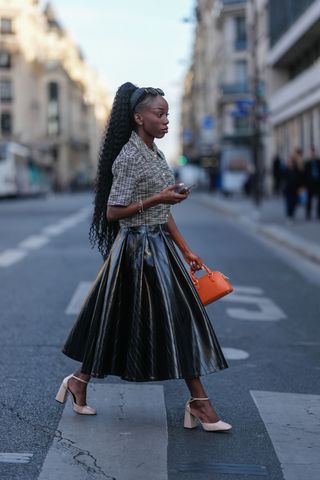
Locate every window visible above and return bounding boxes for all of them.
[1,112,12,134]
[0,51,11,68]
[234,60,247,84]
[47,81,60,136]
[0,18,13,34]
[235,16,247,51]
[0,79,12,101]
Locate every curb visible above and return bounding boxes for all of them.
[196,194,320,265]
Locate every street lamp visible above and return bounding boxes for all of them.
[249,0,264,206]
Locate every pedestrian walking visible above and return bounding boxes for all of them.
[283,148,304,221]
[56,82,231,432]
[272,153,284,195]
[304,145,320,220]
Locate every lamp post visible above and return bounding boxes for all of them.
[250,0,264,206]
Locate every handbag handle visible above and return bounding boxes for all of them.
[190,263,214,287]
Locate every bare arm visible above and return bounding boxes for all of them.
[166,214,203,270]
[107,194,160,222]
[107,185,188,222]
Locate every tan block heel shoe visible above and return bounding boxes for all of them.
[55,374,96,415]
[184,397,232,432]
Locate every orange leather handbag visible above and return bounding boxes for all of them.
[190,264,234,306]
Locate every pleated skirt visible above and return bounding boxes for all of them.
[62,224,228,381]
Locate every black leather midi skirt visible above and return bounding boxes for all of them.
[62,225,228,381]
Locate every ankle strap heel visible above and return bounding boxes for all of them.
[184,397,232,432]
[72,375,89,384]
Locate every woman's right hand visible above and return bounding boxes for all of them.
[157,184,189,205]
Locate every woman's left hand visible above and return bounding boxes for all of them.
[183,250,203,271]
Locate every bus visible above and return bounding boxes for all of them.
[0,142,50,197]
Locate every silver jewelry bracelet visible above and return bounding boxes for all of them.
[138,199,144,214]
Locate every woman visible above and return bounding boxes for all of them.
[283,148,305,221]
[56,82,231,432]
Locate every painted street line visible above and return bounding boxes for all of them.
[39,384,168,480]
[65,282,91,314]
[232,285,264,295]
[222,347,250,360]
[222,286,287,321]
[0,206,90,268]
[251,390,320,480]
[42,224,70,236]
[0,453,33,464]
[18,234,49,250]
[0,249,27,267]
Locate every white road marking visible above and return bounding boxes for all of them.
[0,453,33,464]
[39,384,168,480]
[222,347,249,360]
[0,206,90,268]
[251,390,320,480]
[42,224,69,236]
[222,286,287,321]
[18,234,49,250]
[65,282,91,314]
[232,285,264,295]
[0,249,27,267]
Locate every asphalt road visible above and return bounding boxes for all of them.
[0,192,319,480]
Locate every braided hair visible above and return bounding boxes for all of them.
[89,82,137,259]
[89,82,165,260]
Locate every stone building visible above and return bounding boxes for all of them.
[182,0,320,192]
[181,0,255,169]
[268,0,320,161]
[0,0,110,191]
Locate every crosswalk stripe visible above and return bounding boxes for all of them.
[251,390,320,480]
[39,384,168,480]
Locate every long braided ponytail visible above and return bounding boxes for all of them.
[89,82,137,259]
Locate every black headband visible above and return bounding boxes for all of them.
[129,87,165,113]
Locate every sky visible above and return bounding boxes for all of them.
[44,0,195,162]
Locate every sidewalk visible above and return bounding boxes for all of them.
[195,193,320,264]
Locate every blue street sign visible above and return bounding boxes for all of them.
[201,115,215,130]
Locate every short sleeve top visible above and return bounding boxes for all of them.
[107,131,175,227]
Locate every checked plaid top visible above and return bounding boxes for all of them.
[108,131,175,227]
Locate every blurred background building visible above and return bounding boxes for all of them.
[180,0,320,197]
[0,0,110,195]
[268,0,320,160]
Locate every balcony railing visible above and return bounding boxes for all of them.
[221,83,250,95]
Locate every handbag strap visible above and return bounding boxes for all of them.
[190,263,214,286]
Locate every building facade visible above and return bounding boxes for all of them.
[181,1,254,165]
[268,0,320,161]
[0,0,110,191]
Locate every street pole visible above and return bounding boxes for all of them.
[250,0,263,206]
